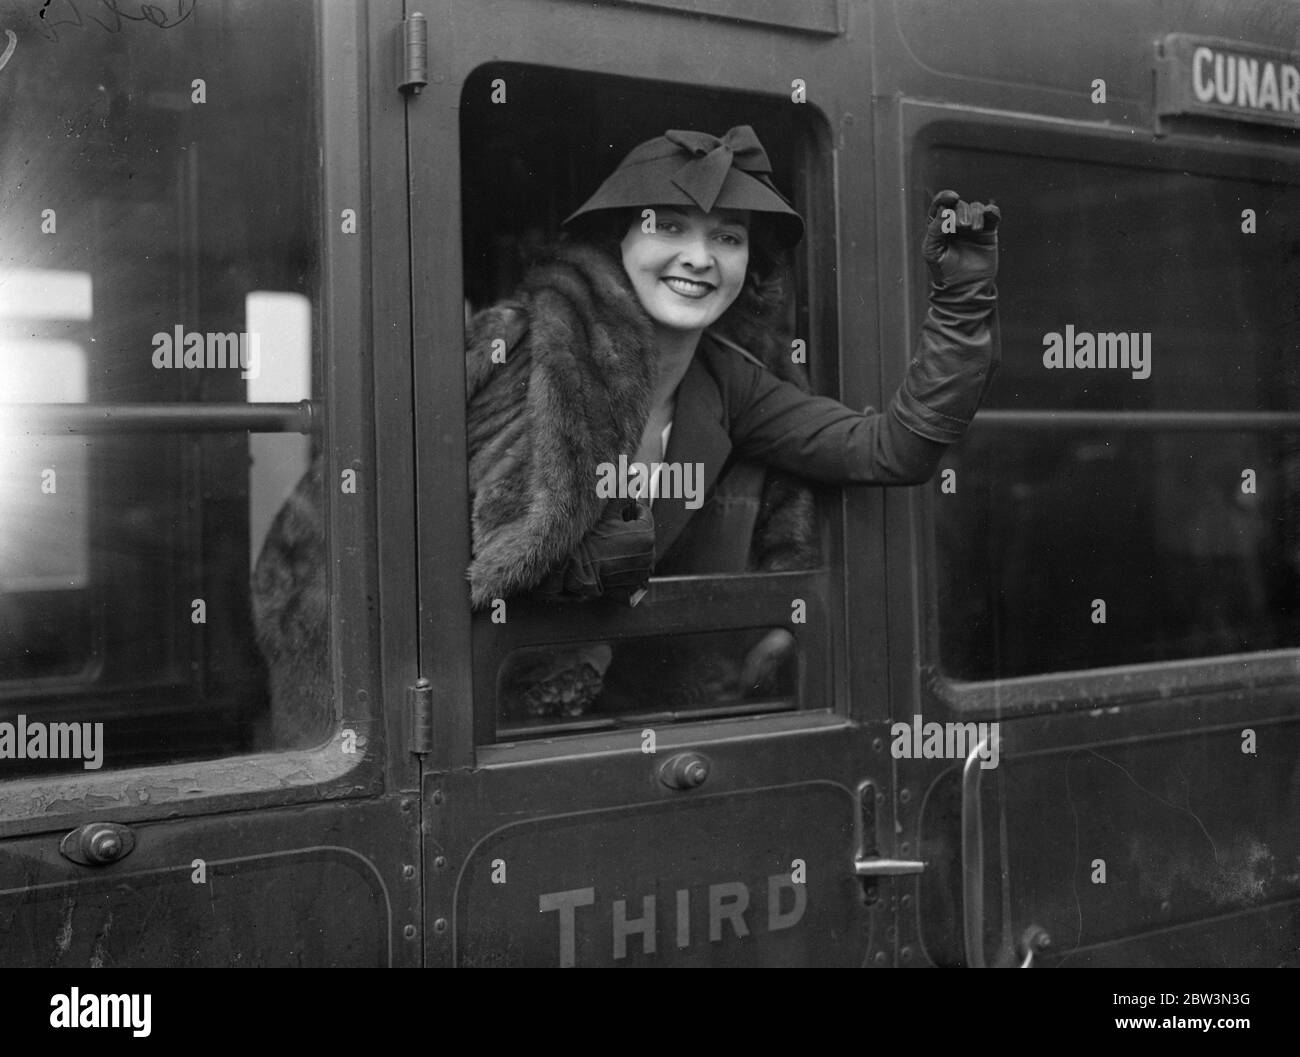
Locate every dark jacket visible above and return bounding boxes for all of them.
[464,240,999,603]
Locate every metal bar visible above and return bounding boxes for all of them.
[0,401,316,435]
[961,737,990,970]
[973,410,1300,431]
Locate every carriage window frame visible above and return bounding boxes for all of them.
[0,0,385,827]
[457,65,848,748]
[909,110,1300,721]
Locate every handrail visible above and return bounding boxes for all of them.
[961,736,990,969]
[0,401,317,435]
[973,409,1300,431]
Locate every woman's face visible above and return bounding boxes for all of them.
[620,205,750,335]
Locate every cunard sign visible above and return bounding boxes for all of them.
[1156,34,1300,130]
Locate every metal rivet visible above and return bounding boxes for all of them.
[871,738,883,753]
[90,831,121,860]
[875,791,885,805]
[432,791,444,805]
[402,864,415,880]
[873,951,887,965]
[403,924,417,940]
[434,856,447,870]
[899,788,911,803]
[434,918,448,933]
[401,798,415,813]
[901,894,911,908]
[900,842,911,855]
[900,946,913,962]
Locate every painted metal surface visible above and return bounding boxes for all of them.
[0,800,418,967]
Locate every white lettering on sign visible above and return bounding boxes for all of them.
[1191,46,1300,115]
[1161,35,1300,130]
[538,873,807,967]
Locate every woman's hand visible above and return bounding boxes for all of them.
[922,189,1000,290]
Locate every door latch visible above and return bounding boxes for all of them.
[853,780,925,904]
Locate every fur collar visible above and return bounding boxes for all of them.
[465,243,656,609]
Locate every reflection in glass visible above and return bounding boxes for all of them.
[0,0,325,771]
[931,148,1300,680]
[498,627,799,738]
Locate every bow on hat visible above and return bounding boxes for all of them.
[664,125,773,213]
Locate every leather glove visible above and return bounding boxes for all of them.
[922,189,1000,296]
[533,498,655,604]
[889,190,1002,445]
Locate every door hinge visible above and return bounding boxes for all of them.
[398,12,429,96]
[409,676,433,755]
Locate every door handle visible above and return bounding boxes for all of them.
[853,780,925,904]
[853,858,926,878]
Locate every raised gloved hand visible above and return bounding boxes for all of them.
[885,189,1002,448]
[533,498,655,604]
[922,189,1000,295]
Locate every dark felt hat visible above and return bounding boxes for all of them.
[563,125,805,246]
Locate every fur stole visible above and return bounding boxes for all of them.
[465,243,657,608]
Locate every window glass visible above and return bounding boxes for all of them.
[497,627,798,738]
[461,64,828,740]
[930,146,1300,680]
[0,0,328,773]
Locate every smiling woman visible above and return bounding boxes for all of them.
[462,120,1003,732]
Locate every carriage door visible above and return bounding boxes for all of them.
[406,0,908,966]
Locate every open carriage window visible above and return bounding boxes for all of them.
[0,0,329,773]
[460,63,839,743]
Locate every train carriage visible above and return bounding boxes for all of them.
[0,0,1297,968]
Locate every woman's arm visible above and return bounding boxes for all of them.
[726,190,1000,485]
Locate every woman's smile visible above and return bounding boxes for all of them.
[661,275,717,299]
